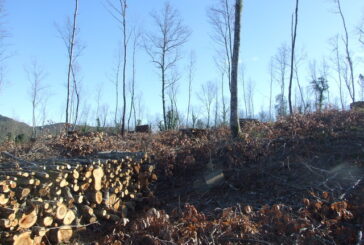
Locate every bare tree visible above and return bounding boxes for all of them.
[230,0,242,137]
[294,50,306,112]
[127,30,140,131]
[166,70,181,130]
[95,83,103,125]
[198,81,217,128]
[100,104,110,128]
[59,0,79,131]
[26,61,46,137]
[208,0,234,90]
[106,0,129,136]
[109,46,121,127]
[70,64,82,127]
[136,91,144,125]
[333,0,355,102]
[269,58,274,120]
[330,35,346,109]
[186,51,195,127]
[241,65,248,117]
[274,44,289,117]
[246,78,255,117]
[214,57,229,124]
[288,0,299,114]
[144,2,190,130]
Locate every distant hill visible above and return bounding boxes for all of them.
[0,115,32,141]
[0,115,120,142]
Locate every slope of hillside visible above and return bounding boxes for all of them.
[0,114,32,141]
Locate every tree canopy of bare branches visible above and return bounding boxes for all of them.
[106,0,129,136]
[198,81,217,128]
[334,0,355,103]
[143,2,190,131]
[26,60,46,137]
[57,0,83,131]
[208,0,234,90]
[273,44,289,117]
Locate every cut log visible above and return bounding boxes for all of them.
[0,154,156,243]
[93,167,104,191]
[63,209,76,225]
[18,209,37,229]
[13,231,33,245]
[42,216,53,227]
[56,203,68,220]
[48,226,73,244]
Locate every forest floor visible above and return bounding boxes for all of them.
[1,110,364,244]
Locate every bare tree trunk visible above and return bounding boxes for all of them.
[331,35,345,110]
[26,61,46,138]
[215,86,219,127]
[241,67,248,117]
[269,58,273,120]
[336,0,355,102]
[71,66,80,128]
[221,71,227,124]
[162,65,167,130]
[114,51,121,127]
[128,31,138,130]
[120,0,127,136]
[288,0,299,115]
[294,57,305,112]
[65,0,78,132]
[230,0,242,138]
[186,52,195,127]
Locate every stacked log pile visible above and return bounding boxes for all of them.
[0,152,157,244]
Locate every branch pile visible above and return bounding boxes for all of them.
[104,189,364,244]
[0,152,156,244]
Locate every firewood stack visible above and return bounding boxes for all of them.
[0,152,157,244]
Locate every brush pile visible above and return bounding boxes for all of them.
[0,152,156,244]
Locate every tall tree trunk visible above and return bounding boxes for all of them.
[65,0,78,132]
[114,52,121,127]
[230,0,242,138]
[221,71,227,124]
[186,52,194,127]
[241,68,248,117]
[71,66,80,129]
[288,0,299,115]
[121,0,127,136]
[162,66,167,131]
[32,98,36,137]
[336,0,355,102]
[128,32,137,131]
[269,59,273,120]
[294,58,305,112]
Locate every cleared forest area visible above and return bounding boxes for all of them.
[0,109,363,244]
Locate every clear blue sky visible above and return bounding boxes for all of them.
[0,0,363,125]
